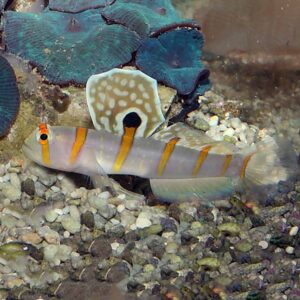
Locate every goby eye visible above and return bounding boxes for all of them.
[36,123,52,144]
[40,133,48,141]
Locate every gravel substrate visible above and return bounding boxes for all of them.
[1,99,299,299]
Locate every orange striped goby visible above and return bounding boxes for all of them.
[22,124,297,203]
[22,69,298,203]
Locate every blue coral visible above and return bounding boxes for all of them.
[0,55,20,137]
[136,28,208,95]
[102,0,196,37]
[49,0,114,13]
[4,9,141,85]
[3,0,210,101]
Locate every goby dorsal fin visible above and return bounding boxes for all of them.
[152,122,238,154]
[86,68,165,138]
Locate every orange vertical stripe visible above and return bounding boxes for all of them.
[113,127,137,172]
[157,137,180,176]
[240,153,254,179]
[69,127,88,164]
[192,145,212,176]
[220,154,233,176]
[41,143,50,165]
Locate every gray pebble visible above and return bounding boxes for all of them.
[9,173,21,190]
[61,216,81,234]
[98,204,116,220]
[1,183,21,201]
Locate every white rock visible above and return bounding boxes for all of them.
[230,118,242,129]
[289,226,299,236]
[285,246,294,254]
[136,215,152,229]
[258,240,268,249]
[117,204,125,213]
[223,128,235,137]
[111,242,120,251]
[99,191,111,200]
[208,115,219,127]
[63,231,70,238]
[50,186,60,193]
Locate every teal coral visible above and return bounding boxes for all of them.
[4,9,141,85]
[136,28,208,95]
[0,55,20,137]
[49,0,115,13]
[102,0,194,36]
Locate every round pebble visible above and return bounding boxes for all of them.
[61,216,81,234]
[258,240,268,249]
[289,226,299,236]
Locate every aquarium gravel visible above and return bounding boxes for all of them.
[1,99,300,299]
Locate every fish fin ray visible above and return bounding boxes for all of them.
[152,122,238,153]
[150,177,240,205]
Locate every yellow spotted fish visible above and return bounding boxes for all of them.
[22,69,298,203]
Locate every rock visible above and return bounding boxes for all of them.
[106,224,125,238]
[28,164,57,186]
[124,199,141,211]
[88,195,108,209]
[70,252,84,269]
[47,192,65,202]
[209,115,219,127]
[120,210,136,229]
[160,266,178,280]
[136,212,152,229]
[289,226,299,236]
[44,230,60,244]
[9,173,21,190]
[194,118,210,131]
[160,217,178,232]
[127,280,145,293]
[98,204,116,220]
[44,209,58,223]
[61,216,81,234]
[230,117,242,129]
[286,246,294,254]
[1,183,21,201]
[218,222,241,235]
[165,242,178,254]
[69,205,80,221]
[89,237,112,259]
[34,181,47,197]
[223,127,235,137]
[235,241,253,252]
[21,178,35,196]
[81,211,95,229]
[20,232,42,245]
[258,241,269,249]
[197,257,221,270]
[106,262,130,283]
[139,224,163,238]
